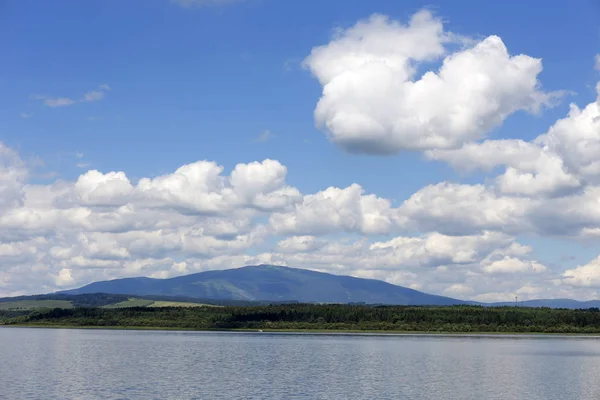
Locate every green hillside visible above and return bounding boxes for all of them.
[0,293,216,310]
[0,300,74,310]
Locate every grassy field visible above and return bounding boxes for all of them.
[0,300,73,310]
[149,300,214,308]
[102,298,155,308]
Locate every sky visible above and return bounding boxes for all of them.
[1,0,600,301]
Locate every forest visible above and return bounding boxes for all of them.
[3,304,600,333]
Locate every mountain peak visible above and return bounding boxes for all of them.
[61,265,463,305]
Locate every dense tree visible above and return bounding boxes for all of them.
[3,304,600,333]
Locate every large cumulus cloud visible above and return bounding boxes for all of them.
[304,10,560,154]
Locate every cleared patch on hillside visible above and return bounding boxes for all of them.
[102,298,155,308]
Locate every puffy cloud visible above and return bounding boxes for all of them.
[595,54,600,71]
[563,256,600,288]
[0,149,290,295]
[396,183,529,235]
[427,140,581,197]
[526,186,600,236]
[304,10,558,154]
[394,180,600,239]
[137,159,300,214]
[368,231,515,268]
[230,160,301,210]
[73,170,134,207]
[269,184,393,235]
[427,83,600,197]
[56,268,75,287]
[536,86,600,183]
[482,257,547,274]
[137,161,230,213]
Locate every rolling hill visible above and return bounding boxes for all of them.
[60,264,465,306]
[0,293,214,311]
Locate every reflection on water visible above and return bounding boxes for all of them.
[1,328,600,399]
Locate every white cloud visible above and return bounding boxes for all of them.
[482,257,547,274]
[427,140,581,197]
[563,256,600,288]
[443,283,473,296]
[269,184,393,235]
[276,236,325,253]
[427,83,600,198]
[55,268,75,287]
[135,159,300,214]
[536,86,600,183]
[83,91,105,102]
[83,84,110,103]
[74,170,134,207]
[20,113,33,119]
[396,182,529,235]
[595,54,600,71]
[42,97,76,108]
[304,10,560,154]
[369,231,516,268]
[32,84,111,108]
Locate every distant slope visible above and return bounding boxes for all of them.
[61,265,465,306]
[0,299,73,310]
[0,293,224,310]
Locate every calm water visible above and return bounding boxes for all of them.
[2,328,600,399]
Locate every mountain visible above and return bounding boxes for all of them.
[60,264,465,306]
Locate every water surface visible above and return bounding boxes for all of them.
[2,328,600,399]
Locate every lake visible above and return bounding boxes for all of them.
[2,328,600,399]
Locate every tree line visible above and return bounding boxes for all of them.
[3,304,600,333]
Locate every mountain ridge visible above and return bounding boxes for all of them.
[60,264,464,306]
[59,264,600,309]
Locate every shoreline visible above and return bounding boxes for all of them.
[3,324,600,337]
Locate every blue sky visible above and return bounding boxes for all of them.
[1,0,600,300]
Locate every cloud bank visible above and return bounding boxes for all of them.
[5,10,600,304]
